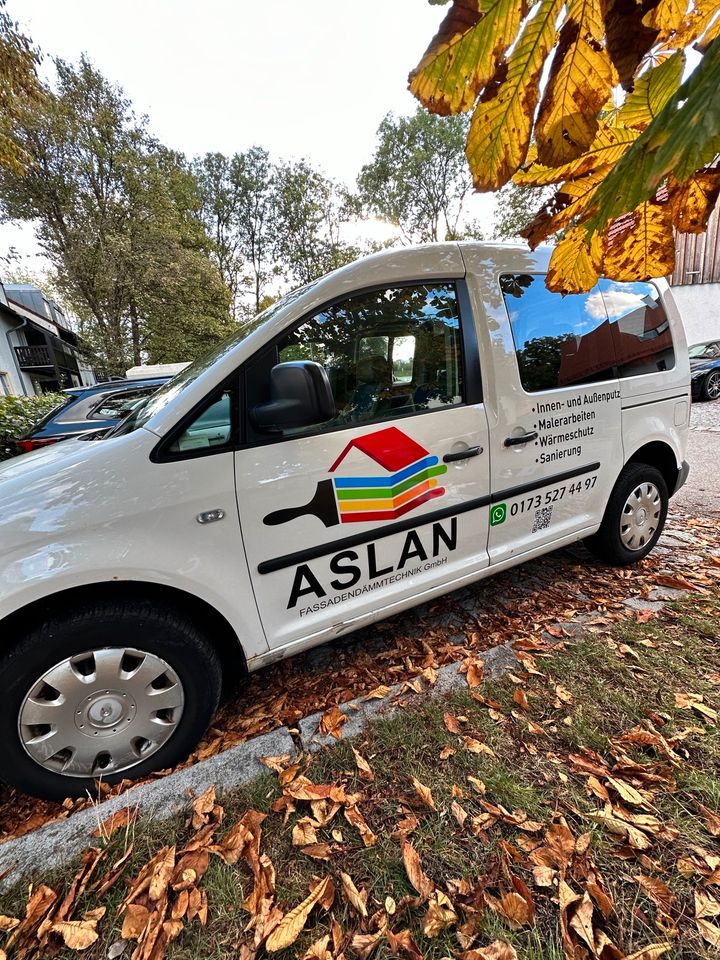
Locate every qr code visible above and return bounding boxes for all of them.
[532,506,553,533]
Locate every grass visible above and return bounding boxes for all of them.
[1,592,719,959]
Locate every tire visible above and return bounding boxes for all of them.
[585,463,668,566]
[0,599,222,801]
[701,370,720,402]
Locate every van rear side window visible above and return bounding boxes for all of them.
[500,274,674,393]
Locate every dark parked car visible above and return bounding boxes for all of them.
[689,340,720,402]
[14,377,169,454]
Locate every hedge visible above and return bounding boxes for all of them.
[0,393,66,461]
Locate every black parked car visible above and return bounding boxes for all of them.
[689,340,720,402]
[14,377,169,454]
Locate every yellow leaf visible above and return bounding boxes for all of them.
[670,170,720,233]
[602,200,676,281]
[265,875,331,952]
[467,0,564,189]
[302,934,333,960]
[516,121,637,186]
[319,704,347,739]
[697,918,720,947]
[546,226,605,293]
[623,945,673,960]
[409,0,528,115]
[642,0,689,46]
[536,1,616,165]
[522,168,606,248]
[149,845,176,902]
[458,941,519,960]
[345,805,378,847]
[617,53,685,130]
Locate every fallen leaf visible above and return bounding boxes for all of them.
[444,712,462,734]
[458,941,518,960]
[411,776,437,811]
[93,807,138,839]
[696,801,720,837]
[319,705,348,739]
[345,805,377,847]
[340,871,368,917]
[50,918,100,950]
[265,875,331,952]
[423,890,458,937]
[352,747,375,782]
[402,840,434,899]
[120,903,150,941]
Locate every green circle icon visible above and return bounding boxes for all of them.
[490,503,507,526]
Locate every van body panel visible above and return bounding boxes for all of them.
[0,241,691,680]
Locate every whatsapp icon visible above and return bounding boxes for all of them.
[490,503,507,526]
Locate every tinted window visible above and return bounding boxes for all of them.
[275,283,464,436]
[167,391,233,454]
[88,387,157,420]
[502,275,674,392]
[599,280,675,377]
[501,274,616,392]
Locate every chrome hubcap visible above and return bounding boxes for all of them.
[707,372,720,400]
[19,648,184,779]
[620,482,662,551]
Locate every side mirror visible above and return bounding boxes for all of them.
[252,360,335,431]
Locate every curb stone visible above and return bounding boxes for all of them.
[0,727,295,889]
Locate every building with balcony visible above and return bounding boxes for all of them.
[0,282,95,397]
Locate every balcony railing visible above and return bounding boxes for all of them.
[14,345,53,369]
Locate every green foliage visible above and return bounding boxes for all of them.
[0,56,232,376]
[0,392,64,460]
[357,108,477,242]
[0,0,42,173]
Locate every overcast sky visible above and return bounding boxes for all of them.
[1,0,496,272]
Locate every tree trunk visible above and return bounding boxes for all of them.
[129,300,141,367]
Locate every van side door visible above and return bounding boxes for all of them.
[234,278,491,654]
[464,251,622,565]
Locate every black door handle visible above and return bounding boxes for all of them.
[443,445,483,463]
[504,431,538,447]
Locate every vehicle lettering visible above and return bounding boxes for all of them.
[288,518,457,610]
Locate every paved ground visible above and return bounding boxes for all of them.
[673,399,720,517]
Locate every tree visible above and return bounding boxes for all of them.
[357,108,478,242]
[493,182,554,241]
[273,159,359,287]
[0,0,42,173]
[409,0,720,292]
[0,56,231,374]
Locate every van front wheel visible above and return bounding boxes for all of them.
[0,599,222,801]
[585,464,668,565]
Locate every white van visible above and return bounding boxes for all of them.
[0,243,690,799]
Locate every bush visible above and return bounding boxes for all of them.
[0,393,65,461]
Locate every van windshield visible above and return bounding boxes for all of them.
[109,281,319,437]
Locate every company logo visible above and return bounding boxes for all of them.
[264,426,448,528]
[490,503,507,526]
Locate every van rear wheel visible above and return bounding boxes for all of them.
[585,463,668,566]
[0,599,222,801]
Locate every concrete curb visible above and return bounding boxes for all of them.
[0,643,520,890]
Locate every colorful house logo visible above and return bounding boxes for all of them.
[263,426,448,528]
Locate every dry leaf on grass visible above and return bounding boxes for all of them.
[411,776,437,811]
[92,807,138,839]
[402,840,435,899]
[50,917,101,950]
[352,746,375,781]
[265,875,331,952]
[344,804,377,847]
[423,890,458,937]
[340,871,368,917]
[458,941,519,960]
